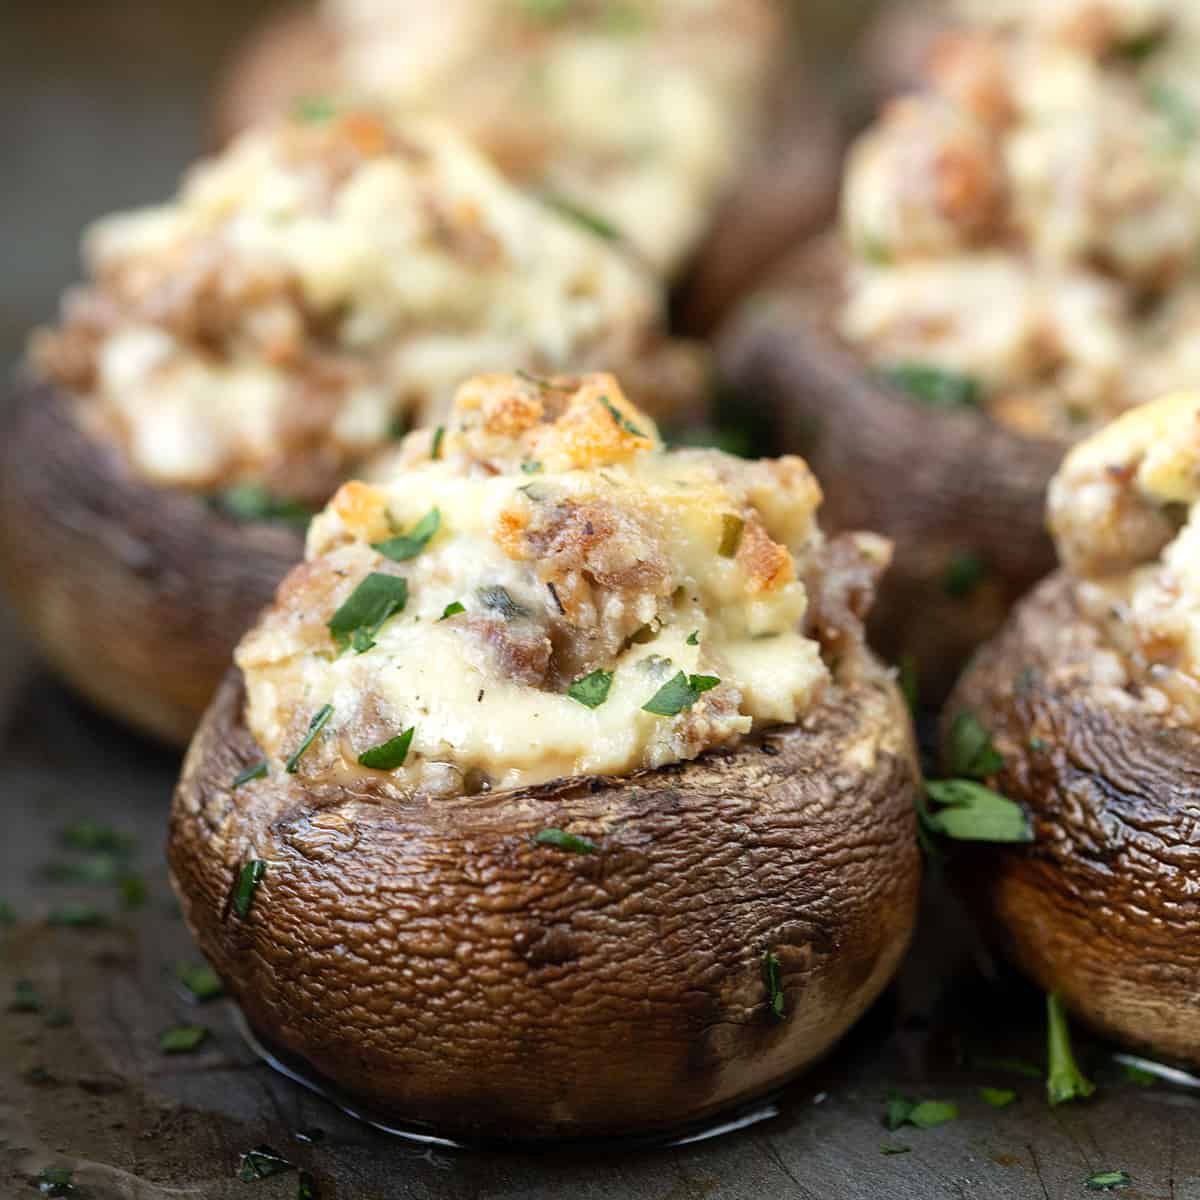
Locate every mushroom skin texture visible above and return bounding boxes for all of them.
[169,651,921,1143]
[209,4,844,332]
[0,381,303,746]
[717,238,1062,702]
[944,571,1200,1066]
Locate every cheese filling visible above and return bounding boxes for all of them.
[1048,391,1200,721]
[839,0,1200,441]
[235,371,890,796]
[33,112,664,503]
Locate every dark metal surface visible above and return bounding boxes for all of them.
[1,640,1198,1198]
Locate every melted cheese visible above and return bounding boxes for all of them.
[236,372,842,796]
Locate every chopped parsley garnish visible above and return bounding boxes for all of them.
[232,760,268,790]
[478,585,527,620]
[176,962,224,1002]
[160,1024,209,1054]
[979,1086,1017,1108]
[516,369,555,389]
[431,426,445,461]
[1116,29,1164,59]
[898,654,919,712]
[1150,82,1197,152]
[542,191,621,241]
[942,551,986,598]
[285,705,334,772]
[372,508,441,563]
[120,876,147,910]
[880,1143,911,1156]
[232,860,267,920]
[60,822,136,855]
[35,1167,75,1197]
[1120,1061,1157,1086]
[208,483,314,530]
[883,363,981,410]
[237,1146,295,1182]
[946,711,1004,778]
[686,631,700,646]
[599,395,646,438]
[762,951,785,1021]
[642,671,720,716]
[328,574,408,654]
[1085,1171,1132,1192]
[358,728,416,771]
[440,600,465,620]
[970,1054,1043,1080]
[534,829,597,854]
[719,514,745,557]
[10,979,42,1013]
[298,1171,320,1199]
[521,460,543,474]
[42,856,125,885]
[884,1095,958,1129]
[1046,992,1095,1105]
[293,95,337,122]
[567,670,613,709]
[922,780,1033,843]
[47,903,105,928]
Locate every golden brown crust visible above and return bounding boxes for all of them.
[168,653,921,1142]
[717,235,1063,701]
[0,381,303,745]
[944,571,1200,1065]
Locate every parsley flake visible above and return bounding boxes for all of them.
[431,426,445,461]
[208,483,313,530]
[372,508,441,562]
[293,95,337,122]
[232,860,267,920]
[885,1095,958,1129]
[232,760,268,790]
[762,951,785,1021]
[599,395,646,438]
[176,962,224,1002]
[160,1024,209,1054]
[237,1146,295,1182]
[10,979,42,1013]
[36,1167,75,1197]
[1047,992,1095,1106]
[285,705,334,773]
[946,711,1004,778]
[440,600,465,620]
[567,670,613,708]
[686,631,699,646]
[642,671,720,716]
[719,514,745,557]
[1085,1171,1132,1192]
[922,780,1033,843]
[329,574,408,654]
[478,585,527,620]
[542,192,621,240]
[60,822,136,855]
[534,829,597,854]
[979,1086,1017,1108]
[358,728,416,771]
[942,551,986,598]
[883,363,981,410]
[47,903,105,928]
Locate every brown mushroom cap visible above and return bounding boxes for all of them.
[717,236,1063,701]
[169,652,921,1142]
[944,571,1200,1066]
[0,381,304,745]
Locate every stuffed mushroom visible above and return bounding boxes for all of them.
[211,0,844,324]
[169,370,922,1142]
[945,390,1200,1066]
[721,0,1200,698]
[0,109,700,745]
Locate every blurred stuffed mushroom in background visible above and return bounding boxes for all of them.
[212,0,848,329]
[169,370,922,1143]
[0,108,701,745]
[721,0,1200,699]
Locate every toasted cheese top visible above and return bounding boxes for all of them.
[33,111,663,503]
[313,0,780,275]
[1049,391,1200,717]
[235,372,890,796]
[839,0,1200,441]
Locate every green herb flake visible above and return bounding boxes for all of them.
[237,1145,295,1182]
[41,856,125,885]
[1150,82,1197,152]
[47,903,105,928]
[521,460,543,474]
[328,574,409,654]
[1085,1171,1132,1192]
[979,1086,1017,1108]
[440,600,466,620]
[160,1024,209,1054]
[686,631,700,646]
[542,192,621,241]
[431,426,446,461]
[1029,736,1046,752]
[232,860,267,920]
[232,760,268,790]
[883,363,981,410]
[298,1170,320,1199]
[36,1167,75,1196]
[599,395,647,438]
[923,780,1033,843]
[372,508,441,563]
[884,1094,914,1131]
[762,950,785,1021]
[208,482,313,530]
[567,670,614,709]
[59,822,136,856]
[533,828,598,854]
[10,980,42,1013]
[898,654,920,712]
[1120,1062,1157,1086]
[880,1143,911,1156]
[971,1054,1043,1080]
[942,551,986,598]
[884,1094,958,1129]
[478,585,527,620]
[718,513,745,558]
[176,962,224,1002]
[946,711,1004,778]
[358,728,416,771]
[119,876,148,910]
[1117,29,1164,59]
[642,671,720,717]
[0,900,15,925]
[285,705,334,773]
[1046,992,1096,1106]
[293,95,337,123]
